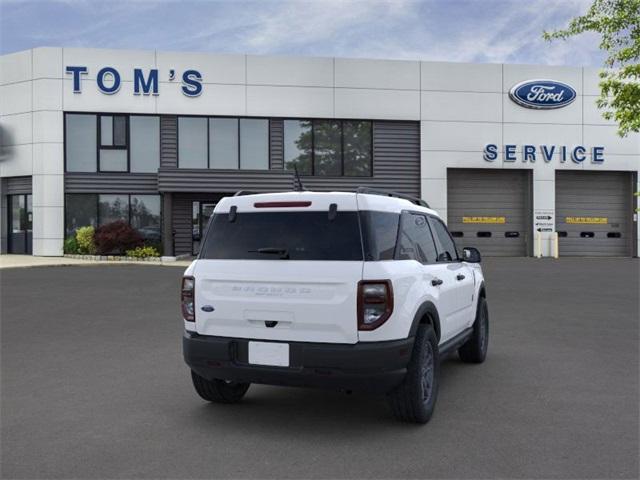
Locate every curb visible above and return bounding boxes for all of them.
[64,254,162,263]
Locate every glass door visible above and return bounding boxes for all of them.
[192,201,217,255]
[8,194,32,254]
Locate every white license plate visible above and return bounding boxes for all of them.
[248,341,290,367]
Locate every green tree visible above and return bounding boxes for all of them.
[543,0,640,136]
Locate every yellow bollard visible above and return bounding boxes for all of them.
[535,231,542,258]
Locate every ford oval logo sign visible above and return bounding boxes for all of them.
[509,79,577,109]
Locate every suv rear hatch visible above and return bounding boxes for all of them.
[193,193,363,344]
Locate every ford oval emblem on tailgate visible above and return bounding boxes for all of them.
[201,305,214,312]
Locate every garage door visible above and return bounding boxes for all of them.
[447,169,531,257]
[556,171,634,256]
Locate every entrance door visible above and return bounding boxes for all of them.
[8,194,32,254]
[191,201,217,255]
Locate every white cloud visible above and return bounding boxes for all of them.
[0,0,606,66]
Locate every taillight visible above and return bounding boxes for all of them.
[181,276,195,322]
[357,280,393,330]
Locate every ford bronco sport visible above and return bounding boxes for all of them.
[182,189,488,423]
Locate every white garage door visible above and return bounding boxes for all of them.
[556,171,634,257]
[447,169,532,257]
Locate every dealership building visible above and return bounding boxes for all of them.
[0,47,638,258]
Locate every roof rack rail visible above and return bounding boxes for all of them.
[356,187,430,208]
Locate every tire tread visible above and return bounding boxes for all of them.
[387,324,439,424]
[458,297,489,364]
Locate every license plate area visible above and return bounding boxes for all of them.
[248,341,290,367]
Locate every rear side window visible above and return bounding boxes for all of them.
[428,217,459,261]
[360,211,400,261]
[396,212,438,263]
[200,211,363,261]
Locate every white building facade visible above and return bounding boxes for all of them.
[1,47,638,257]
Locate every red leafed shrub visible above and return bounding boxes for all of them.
[94,220,143,255]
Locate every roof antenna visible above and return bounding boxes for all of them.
[293,165,305,192]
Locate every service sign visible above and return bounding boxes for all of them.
[509,79,577,109]
[483,144,605,164]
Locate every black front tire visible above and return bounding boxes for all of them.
[458,296,489,363]
[191,371,250,404]
[387,324,440,424]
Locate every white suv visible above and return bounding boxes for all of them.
[182,189,488,423]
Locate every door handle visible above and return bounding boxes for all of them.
[431,278,443,286]
[456,274,466,281]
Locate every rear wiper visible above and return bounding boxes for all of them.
[249,247,290,259]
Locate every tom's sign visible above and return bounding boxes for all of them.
[509,79,576,109]
[65,66,203,97]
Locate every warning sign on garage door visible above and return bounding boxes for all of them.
[462,216,506,224]
[565,217,608,224]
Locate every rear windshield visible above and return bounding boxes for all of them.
[200,211,364,261]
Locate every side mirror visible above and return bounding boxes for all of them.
[463,247,481,263]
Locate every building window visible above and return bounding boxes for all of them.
[65,113,159,173]
[130,116,160,173]
[99,115,128,172]
[191,201,216,255]
[98,194,129,225]
[131,195,161,246]
[65,193,98,236]
[65,193,162,247]
[284,120,312,175]
[343,121,372,176]
[178,117,208,168]
[65,114,97,172]
[314,120,342,176]
[100,115,127,147]
[209,118,238,169]
[240,118,269,170]
[284,119,372,177]
[178,116,269,170]
[99,150,127,172]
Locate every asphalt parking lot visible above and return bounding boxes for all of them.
[1,258,638,479]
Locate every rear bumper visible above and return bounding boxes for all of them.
[183,332,414,393]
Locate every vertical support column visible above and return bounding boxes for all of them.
[162,192,173,257]
[532,168,556,258]
[0,178,7,254]
[32,47,64,256]
[32,111,65,256]
[419,135,448,221]
[635,171,639,258]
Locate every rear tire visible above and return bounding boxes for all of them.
[387,324,440,424]
[191,371,250,404]
[458,296,489,363]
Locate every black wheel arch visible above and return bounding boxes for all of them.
[408,301,442,341]
[478,281,487,299]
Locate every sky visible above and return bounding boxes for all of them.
[0,0,604,66]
